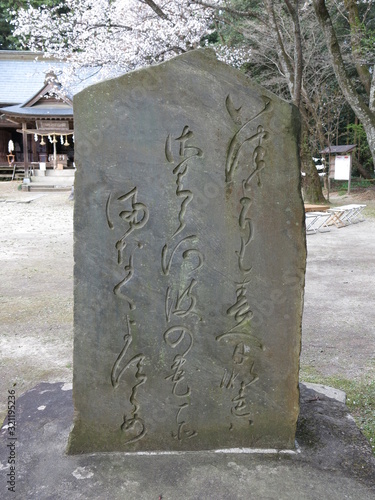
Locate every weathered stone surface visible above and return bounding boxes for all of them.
[68,49,306,454]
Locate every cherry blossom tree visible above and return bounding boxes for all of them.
[12,0,223,87]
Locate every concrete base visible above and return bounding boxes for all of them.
[1,383,374,499]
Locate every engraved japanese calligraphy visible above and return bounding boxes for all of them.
[107,188,149,442]
[215,94,273,430]
[162,125,204,441]
[107,187,149,309]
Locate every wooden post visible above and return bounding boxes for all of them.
[22,123,29,177]
[32,134,37,162]
[348,153,352,195]
[328,176,331,202]
[53,137,57,169]
[328,151,332,201]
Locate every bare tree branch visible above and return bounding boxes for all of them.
[284,0,303,108]
[141,0,169,21]
[189,0,266,24]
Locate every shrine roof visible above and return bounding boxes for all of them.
[0,51,67,106]
[0,104,73,119]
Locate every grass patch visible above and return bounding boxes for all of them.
[333,179,375,196]
[364,206,375,219]
[334,179,374,191]
[300,367,375,456]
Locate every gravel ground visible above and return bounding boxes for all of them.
[0,180,374,422]
[0,182,73,421]
[302,193,375,381]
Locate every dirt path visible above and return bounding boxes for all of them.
[0,182,73,421]
[302,196,375,381]
[0,181,374,421]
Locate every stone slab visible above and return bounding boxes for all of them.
[1,383,375,499]
[303,382,346,403]
[69,49,306,453]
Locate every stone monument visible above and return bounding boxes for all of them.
[67,49,306,454]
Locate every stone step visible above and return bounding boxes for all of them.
[29,176,75,185]
[22,183,72,192]
[33,169,75,178]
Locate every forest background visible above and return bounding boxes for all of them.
[0,0,374,202]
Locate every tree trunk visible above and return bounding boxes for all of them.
[264,1,326,202]
[361,118,375,173]
[344,0,371,94]
[313,0,375,170]
[353,158,373,179]
[300,128,327,203]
